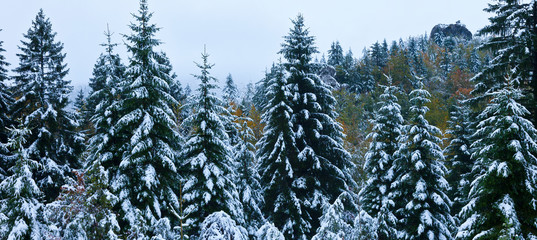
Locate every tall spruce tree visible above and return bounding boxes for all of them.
[0,124,46,239]
[392,80,454,239]
[473,0,537,124]
[456,76,537,240]
[0,29,12,182]
[359,81,403,240]
[256,62,300,238]
[180,49,242,237]
[234,117,264,237]
[261,14,353,239]
[282,14,354,237]
[84,26,126,239]
[87,26,125,132]
[86,25,126,190]
[444,97,473,226]
[111,0,181,237]
[11,9,84,202]
[222,74,241,146]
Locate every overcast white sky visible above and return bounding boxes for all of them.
[0,0,491,93]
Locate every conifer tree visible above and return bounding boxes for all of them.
[251,66,276,112]
[370,41,388,69]
[180,49,242,236]
[0,29,12,182]
[11,9,84,202]
[223,73,239,105]
[0,124,46,239]
[73,88,92,137]
[87,26,125,119]
[392,80,453,239]
[222,74,241,146]
[444,97,473,224]
[85,28,126,233]
[457,76,537,240]
[271,14,353,239]
[111,1,181,237]
[473,0,537,124]
[256,62,300,237]
[359,81,403,240]
[74,89,86,115]
[328,41,344,67]
[234,117,264,237]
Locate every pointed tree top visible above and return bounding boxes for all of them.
[101,23,118,55]
[279,13,318,69]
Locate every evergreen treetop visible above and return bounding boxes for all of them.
[223,73,239,105]
[261,14,354,239]
[180,49,242,237]
[328,41,344,67]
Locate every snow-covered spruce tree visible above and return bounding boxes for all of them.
[55,51,124,238]
[456,76,537,240]
[0,124,46,239]
[11,9,84,203]
[111,0,181,237]
[473,0,537,124]
[256,222,285,240]
[234,117,264,237]
[223,74,239,106]
[199,211,247,240]
[391,79,454,240]
[87,26,126,119]
[86,26,126,173]
[327,41,344,67]
[274,14,354,239]
[0,29,13,182]
[222,74,241,147]
[256,62,300,237]
[180,49,242,237]
[86,28,125,138]
[359,80,402,240]
[84,27,126,238]
[312,191,359,240]
[444,97,473,225]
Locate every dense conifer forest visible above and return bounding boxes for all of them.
[1,0,537,239]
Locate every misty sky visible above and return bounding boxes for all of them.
[0,0,491,93]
